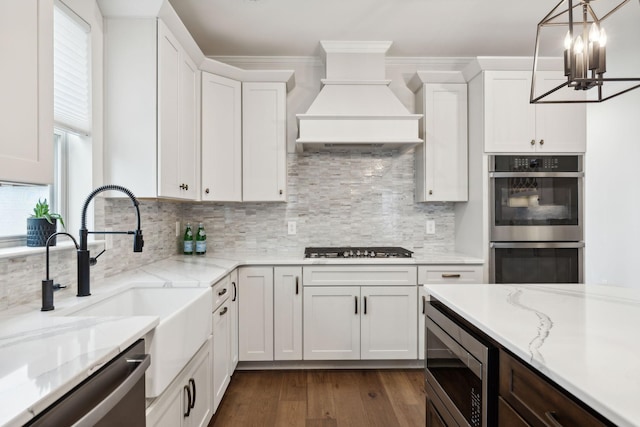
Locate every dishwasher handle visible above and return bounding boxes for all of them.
[72,354,150,427]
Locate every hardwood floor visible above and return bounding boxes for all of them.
[209,369,426,427]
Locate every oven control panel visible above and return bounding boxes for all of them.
[492,155,581,172]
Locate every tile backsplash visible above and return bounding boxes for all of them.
[1,148,456,310]
[184,149,455,257]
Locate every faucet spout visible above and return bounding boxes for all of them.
[77,185,144,297]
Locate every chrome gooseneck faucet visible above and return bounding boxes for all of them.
[77,185,144,297]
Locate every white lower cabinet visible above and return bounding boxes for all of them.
[274,266,303,360]
[212,300,231,413]
[361,286,417,360]
[146,338,212,427]
[229,269,239,371]
[303,285,418,361]
[238,266,274,361]
[303,286,361,360]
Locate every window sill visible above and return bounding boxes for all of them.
[0,240,105,260]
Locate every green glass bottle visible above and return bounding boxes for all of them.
[196,223,206,255]
[183,223,194,255]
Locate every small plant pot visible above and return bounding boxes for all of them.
[27,218,57,247]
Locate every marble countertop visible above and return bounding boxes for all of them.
[423,283,640,427]
[0,251,482,427]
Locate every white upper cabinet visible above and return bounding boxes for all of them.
[104,18,199,199]
[410,72,468,202]
[0,0,53,184]
[242,82,287,202]
[201,73,242,201]
[484,70,586,153]
[157,20,199,200]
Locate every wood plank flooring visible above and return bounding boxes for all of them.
[209,369,426,427]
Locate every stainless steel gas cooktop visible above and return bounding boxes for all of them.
[304,247,413,259]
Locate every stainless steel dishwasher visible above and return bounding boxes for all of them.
[25,339,150,427]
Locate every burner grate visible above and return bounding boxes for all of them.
[304,246,413,259]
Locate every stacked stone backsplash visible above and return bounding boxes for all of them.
[184,149,455,257]
[0,198,181,311]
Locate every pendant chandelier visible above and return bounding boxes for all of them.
[531,0,640,103]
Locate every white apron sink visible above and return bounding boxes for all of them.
[60,285,212,397]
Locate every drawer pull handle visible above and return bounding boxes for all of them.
[364,296,367,315]
[232,282,237,301]
[183,385,192,417]
[218,288,228,296]
[295,276,299,295]
[441,274,461,279]
[189,378,196,409]
[545,411,564,427]
[220,306,228,316]
[422,295,426,314]
[355,296,358,314]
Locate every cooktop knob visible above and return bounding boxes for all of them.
[370,251,376,258]
[343,251,350,258]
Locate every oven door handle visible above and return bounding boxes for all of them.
[491,242,585,249]
[489,171,584,178]
[426,317,482,380]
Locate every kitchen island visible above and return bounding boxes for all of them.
[424,283,640,427]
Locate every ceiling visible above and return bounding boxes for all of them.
[168,0,557,58]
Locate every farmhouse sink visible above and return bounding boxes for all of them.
[61,285,212,397]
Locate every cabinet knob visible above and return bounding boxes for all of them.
[205,188,210,194]
[539,139,544,145]
[279,189,283,195]
[428,190,433,195]
[530,139,536,146]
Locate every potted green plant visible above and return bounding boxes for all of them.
[27,199,65,247]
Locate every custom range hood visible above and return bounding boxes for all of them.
[296,41,422,150]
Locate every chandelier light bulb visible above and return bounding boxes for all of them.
[600,28,607,47]
[564,30,572,49]
[589,23,600,42]
[574,35,584,54]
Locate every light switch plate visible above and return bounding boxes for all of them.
[426,220,436,235]
[288,221,297,235]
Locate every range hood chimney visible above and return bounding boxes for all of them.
[296,41,423,150]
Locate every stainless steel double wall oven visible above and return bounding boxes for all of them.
[489,155,584,283]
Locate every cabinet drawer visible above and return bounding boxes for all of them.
[212,274,231,311]
[418,265,483,284]
[498,397,530,427]
[499,350,608,427]
[303,266,417,287]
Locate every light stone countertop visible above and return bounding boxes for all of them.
[0,251,482,427]
[424,283,640,427]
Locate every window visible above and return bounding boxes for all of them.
[0,2,91,248]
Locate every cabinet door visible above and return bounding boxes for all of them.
[484,71,536,153]
[242,82,287,202]
[274,266,303,360]
[229,269,239,372]
[534,72,586,153]
[361,286,417,360]
[157,20,197,200]
[157,20,181,199]
[416,83,468,202]
[201,73,242,201]
[179,52,199,200]
[185,340,213,427]
[212,301,231,414]
[0,0,53,184]
[418,286,427,360]
[238,267,274,361]
[303,286,360,360]
[147,385,183,427]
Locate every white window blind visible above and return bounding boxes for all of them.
[54,2,91,135]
